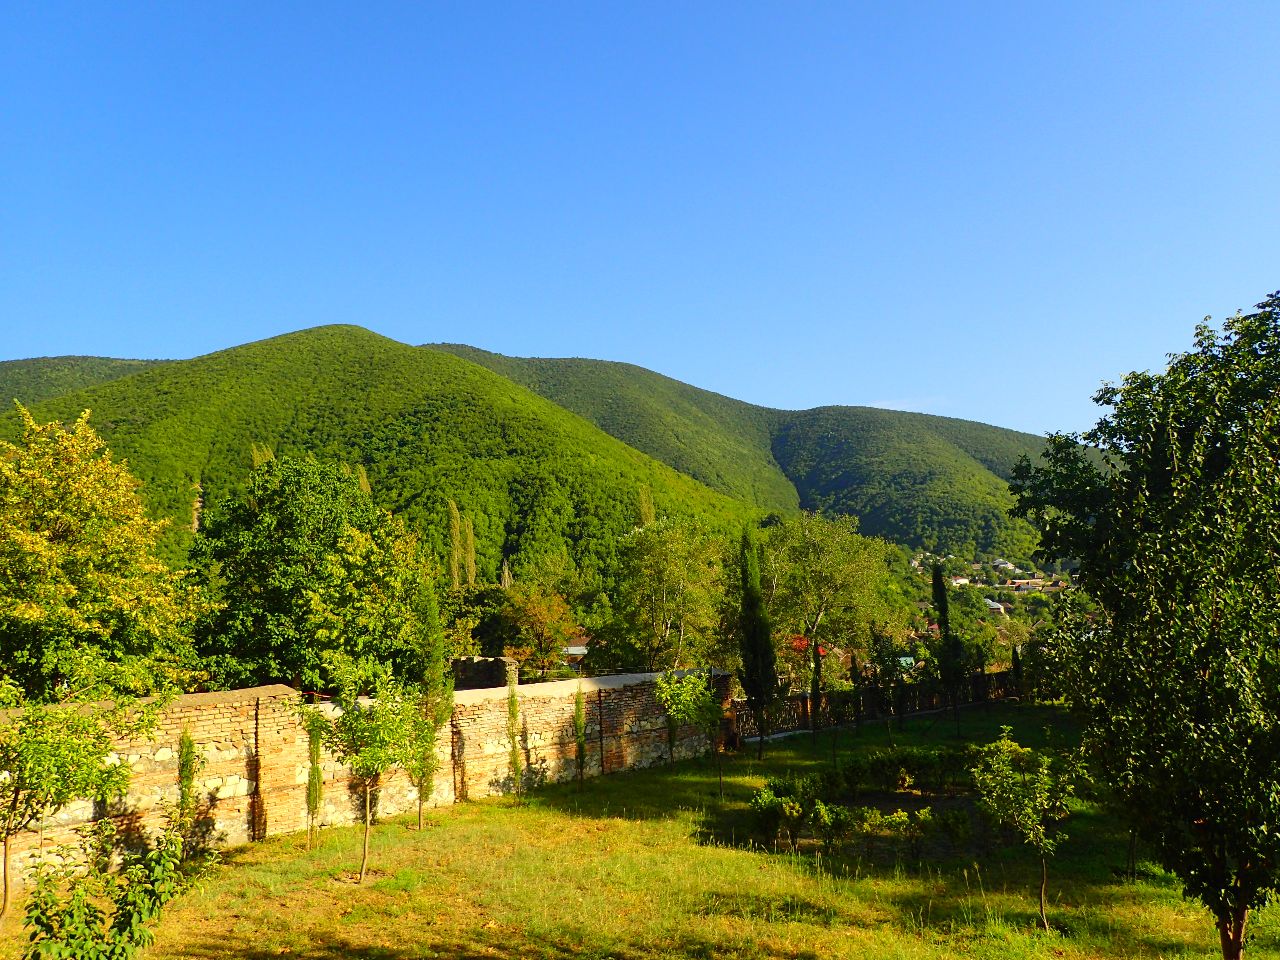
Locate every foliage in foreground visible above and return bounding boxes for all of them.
[23,821,184,960]
[1013,290,1280,959]
[103,703,1278,960]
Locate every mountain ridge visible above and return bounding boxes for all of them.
[1,325,1047,560]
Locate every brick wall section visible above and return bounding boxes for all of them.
[9,672,729,878]
[450,673,731,800]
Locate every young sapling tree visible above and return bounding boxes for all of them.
[573,682,587,785]
[971,727,1079,931]
[322,659,410,882]
[506,675,522,795]
[654,671,725,796]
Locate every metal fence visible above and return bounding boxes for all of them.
[731,669,1018,740]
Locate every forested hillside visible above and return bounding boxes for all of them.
[433,344,798,512]
[2,328,1049,563]
[771,406,1040,559]
[0,327,749,571]
[0,356,166,407]
[430,345,1045,557]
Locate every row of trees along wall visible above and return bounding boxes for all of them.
[6,672,732,882]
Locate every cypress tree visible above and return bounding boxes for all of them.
[736,525,778,760]
[932,563,964,735]
[463,516,477,587]
[447,500,462,592]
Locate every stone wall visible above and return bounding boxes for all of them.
[9,672,729,878]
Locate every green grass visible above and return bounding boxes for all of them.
[6,703,1269,959]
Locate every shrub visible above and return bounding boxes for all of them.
[811,801,855,854]
[749,788,784,844]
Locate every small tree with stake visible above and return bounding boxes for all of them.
[654,671,726,797]
[971,727,1080,932]
[315,659,409,883]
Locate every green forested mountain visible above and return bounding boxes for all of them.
[429,345,1046,558]
[434,344,799,512]
[3,327,1049,564]
[0,327,749,571]
[770,407,1040,559]
[0,356,167,408]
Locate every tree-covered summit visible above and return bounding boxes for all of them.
[0,325,749,570]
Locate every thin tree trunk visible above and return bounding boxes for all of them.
[755,707,765,761]
[359,781,371,883]
[1039,855,1049,931]
[1217,904,1248,960]
[1126,827,1137,881]
[716,745,723,800]
[1,831,10,920]
[418,795,424,832]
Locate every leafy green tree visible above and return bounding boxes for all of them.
[0,405,199,698]
[654,670,725,796]
[761,513,892,739]
[866,623,910,746]
[304,513,444,685]
[735,525,781,760]
[22,819,184,960]
[0,676,141,918]
[401,614,452,830]
[400,686,449,831]
[971,729,1079,931]
[606,517,722,671]
[1010,292,1280,959]
[309,659,409,883]
[194,456,440,690]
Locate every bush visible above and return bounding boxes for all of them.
[811,800,855,854]
[749,788,784,843]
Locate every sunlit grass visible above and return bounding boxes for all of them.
[3,703,1276,959]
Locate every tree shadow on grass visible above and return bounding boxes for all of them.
[162,925,820,960]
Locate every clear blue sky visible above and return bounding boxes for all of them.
[2,2,1276,435]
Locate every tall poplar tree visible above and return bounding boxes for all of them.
[932,563,964,734]
[447,499,462,592]
[736,526,779,760]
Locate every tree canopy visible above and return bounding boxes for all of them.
[194,455,442,690]
[1011,292,1280,960]
[0,405,197,699]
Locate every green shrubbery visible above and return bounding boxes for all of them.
[747,742,1063,867]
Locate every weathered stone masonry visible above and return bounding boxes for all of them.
[10,672,730,878]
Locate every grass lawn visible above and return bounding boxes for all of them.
[5,703,1277,959]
